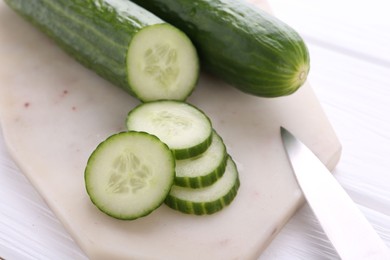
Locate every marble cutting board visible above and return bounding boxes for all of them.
[0,1,342,259]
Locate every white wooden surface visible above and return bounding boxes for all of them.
[1,0,390,259]
[262,0,390,259]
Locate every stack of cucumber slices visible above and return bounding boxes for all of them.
[85,101,240,220]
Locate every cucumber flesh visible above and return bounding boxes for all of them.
[126,101,213,160]
[128,24,199,101]
[84,131,175,220]
[165,157,240,215]
[175,131,228,188]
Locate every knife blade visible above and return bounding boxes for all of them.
[280,127,390,260]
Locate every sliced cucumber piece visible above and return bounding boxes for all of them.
[84,131,175,220]
[165,157,240,215]
[175,131,228,188]
[126,101,213,159]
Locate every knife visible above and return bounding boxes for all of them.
[280,127,390,260]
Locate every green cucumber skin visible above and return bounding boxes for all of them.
[165,157,240,215]
[175,135,228,188]
[4,0,162,98]
[173,133,213,160]
[175,153,227,188]
[130,0,310,97]
[165,177,239,215]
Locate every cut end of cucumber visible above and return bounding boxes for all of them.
[127,23,199,102]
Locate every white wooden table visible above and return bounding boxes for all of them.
[262,0,390,258]
[1,0,390,259]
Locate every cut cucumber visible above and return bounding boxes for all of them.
[131,0,310,97]
[128,24,199,101]
[126,101,213,160]
[5,0,199,102]
[175,131,228,188]
[84,131,175,220]
[165,157,240,215]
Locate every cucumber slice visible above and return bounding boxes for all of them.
[175,131,228,188]
[4,0,199,102]
[165,157,240,215]
[84,131,175,220]
[126,101,213,160]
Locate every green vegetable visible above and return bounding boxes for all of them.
[5,0,199,102]
[86,100,239,219]
[175,131,228,188]
[84,131,175,220]
[130,0,310,97]
[165,157,240,215]
[126,100,240,215]
[126,101,213,160]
